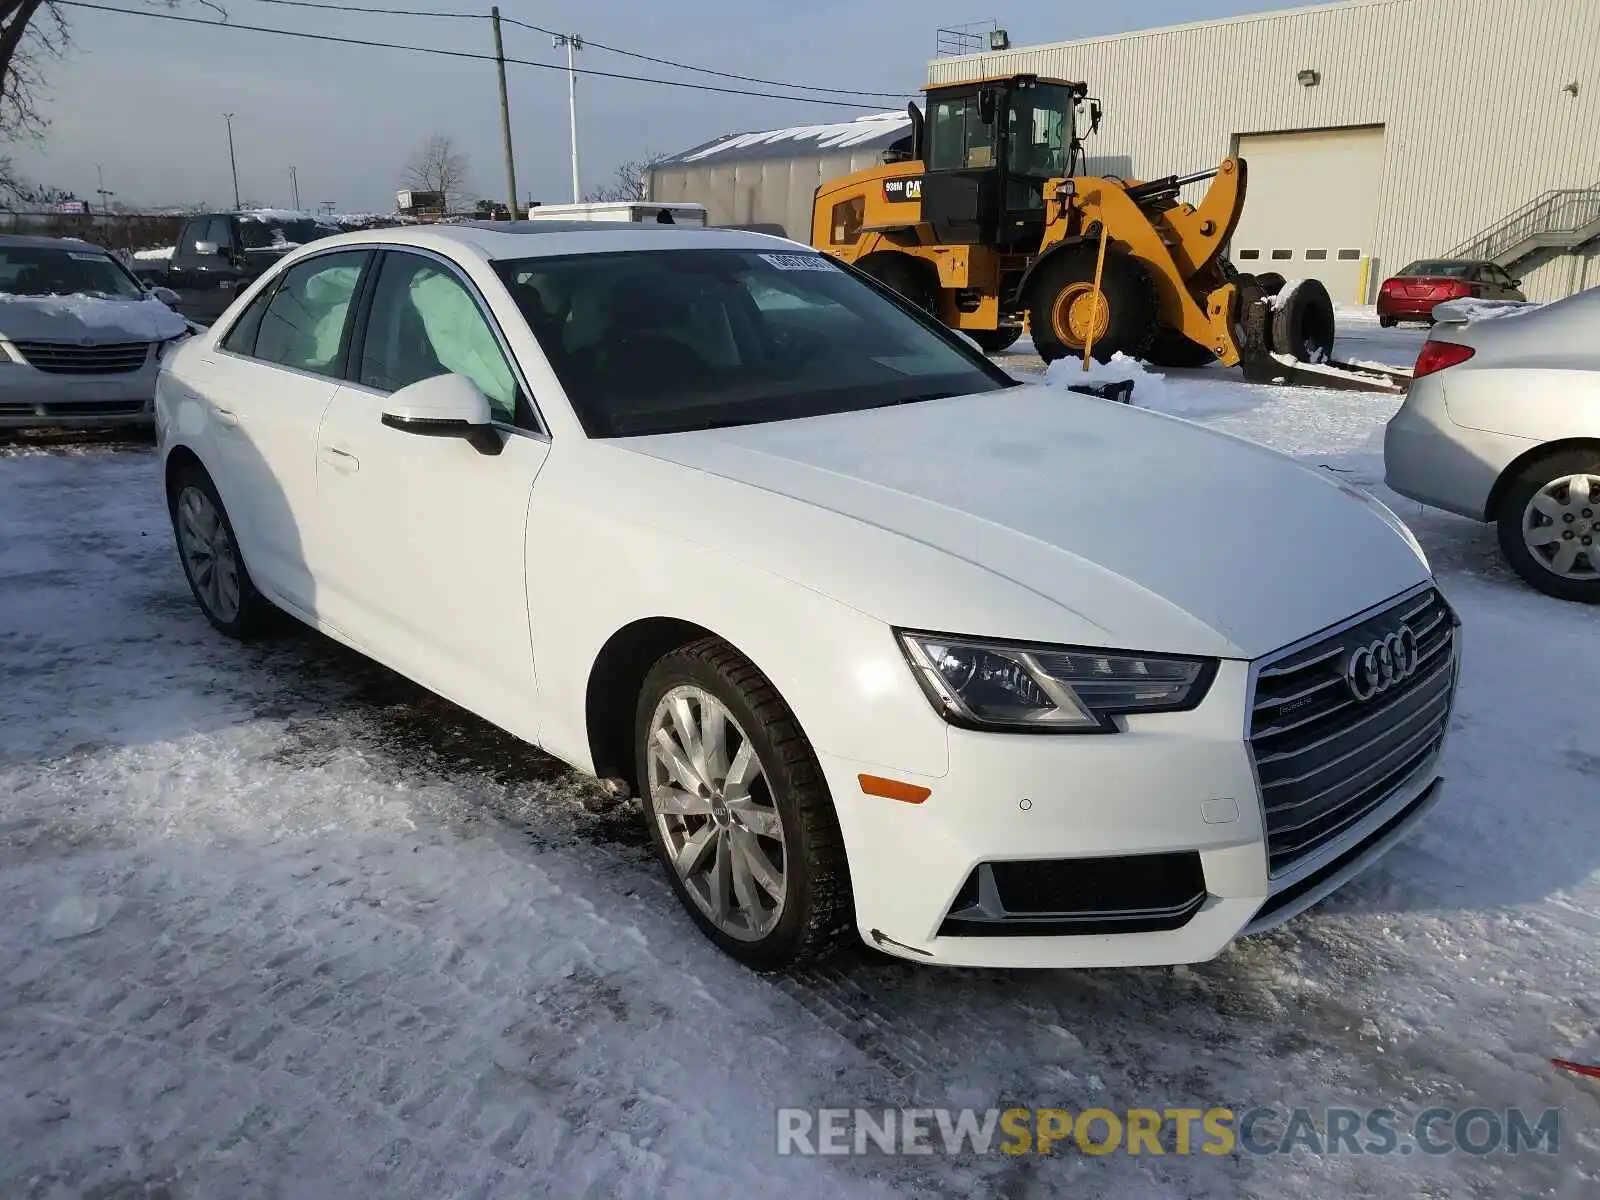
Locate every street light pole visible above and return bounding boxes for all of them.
[224,113,241,210]
[94,163,114,214]
[553,32,583,202]
[288,165,300,210]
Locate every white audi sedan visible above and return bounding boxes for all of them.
[155,224,1459,969]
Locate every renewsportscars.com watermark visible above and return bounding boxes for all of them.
[776,1106,1564,1158]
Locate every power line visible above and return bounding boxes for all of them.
[230,0,914,100]
[57,2,895,108]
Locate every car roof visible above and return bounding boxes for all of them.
[0,234,115,253]
[288,221,806,264]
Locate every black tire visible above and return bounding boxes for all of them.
[1379,315,1397,329]
[634,637,854,969]
[967,326,1024,354]
[1027,246,1158,364]
[1494,449,1600,604]
[1270,277,1336,364]
[1253,271,1288,297]
[167,462,274,638]
[857,253,936,313]
[1143,328,1218,368]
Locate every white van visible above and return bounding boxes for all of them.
[522,202,707,226]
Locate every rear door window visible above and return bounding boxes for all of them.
[251,251,371,377]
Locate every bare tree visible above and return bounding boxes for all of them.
[401,133,471,210]
[583,152,667,204]
[1,2,223,141]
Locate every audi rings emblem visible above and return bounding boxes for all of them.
[1345,627,1420,701]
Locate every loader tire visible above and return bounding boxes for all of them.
[1028,247,1158,364]
[1271,278,1336,364]
[968,326,1024,354]
[857,253,936,314]
[1143,328,1217,369]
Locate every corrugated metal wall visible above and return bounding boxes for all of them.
[649,147,890,241]
[929,0,1600,300]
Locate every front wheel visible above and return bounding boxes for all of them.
[1496,451,1600,603]
[635,638,853,968]
[1379,315,1397,329]
[1027,247,1158,364]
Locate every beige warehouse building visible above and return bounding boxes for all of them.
[929,0,1600,302]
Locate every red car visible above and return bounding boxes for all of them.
[1376,259,1526,327]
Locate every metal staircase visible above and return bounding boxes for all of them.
[1447,184,1600,268]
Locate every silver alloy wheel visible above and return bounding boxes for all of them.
[646,684,787,941]
[176,485,242,622]
[1522,473,1600,581]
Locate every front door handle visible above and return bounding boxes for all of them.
[320,445,360,473]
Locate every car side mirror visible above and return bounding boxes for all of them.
[194,240,220,256]
[379,373,503,455]
[1510,279,1522,288]
[150,286,180,308]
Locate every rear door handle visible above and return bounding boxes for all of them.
[213,406,238,428]
[320,445,360,473]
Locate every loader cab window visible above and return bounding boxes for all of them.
[927,93,996,171]
[1006,83,1075,182]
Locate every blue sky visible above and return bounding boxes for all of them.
[11,0,1329,212]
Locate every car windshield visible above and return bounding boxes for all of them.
[0,245,146,300]
[1398,261,1474,278]
[494,248,1014,437]
[237,218,339,252]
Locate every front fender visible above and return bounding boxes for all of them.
[525,464,952,783]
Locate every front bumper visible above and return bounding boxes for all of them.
[829,599,1454,969]
[0,361,159,430]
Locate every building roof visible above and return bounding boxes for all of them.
[658,112,913,167]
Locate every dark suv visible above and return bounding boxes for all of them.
[133,212,340,323]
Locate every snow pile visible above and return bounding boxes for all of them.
[1334,302,1380,324]
[132,246,174,261]
[0,293,189,340]
[1431,297,1542,324]
[1044,351,1169,407]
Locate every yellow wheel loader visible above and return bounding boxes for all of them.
[810,74,1407,392]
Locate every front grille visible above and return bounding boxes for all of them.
[1249,587,1457,875]
[11,340,152,375]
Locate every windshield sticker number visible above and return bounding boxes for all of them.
[760,253,836,273]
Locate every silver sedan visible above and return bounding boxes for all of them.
[0,234,190,431]
[1385,286,1600,603]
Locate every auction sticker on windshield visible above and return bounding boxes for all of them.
[760,253,837,272]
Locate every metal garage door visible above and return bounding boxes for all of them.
[1229,126,1387,303]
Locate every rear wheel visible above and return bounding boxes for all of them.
[1142,328,1217,368]
[168,463,273,638]
[1028,247,1158,364]
[967,326,1023,354]
[856,253,936,314]
[1496,450,1600,604]
[1270,278,1336,363]
[1379,315,1397,328]
[635,638,853,968]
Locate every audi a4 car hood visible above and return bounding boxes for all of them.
[622,385,1431,659]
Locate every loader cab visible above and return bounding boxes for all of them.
[919,75,1090,250]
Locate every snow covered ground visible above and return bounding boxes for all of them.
[1,321,1597,1197]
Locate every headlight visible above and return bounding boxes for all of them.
[897,631,1217,733]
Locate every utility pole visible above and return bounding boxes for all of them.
[288,165,300,210]
[553,32,583,202]
[94,163,114,214]
[224,113,241,210]
[491,8,519,219]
